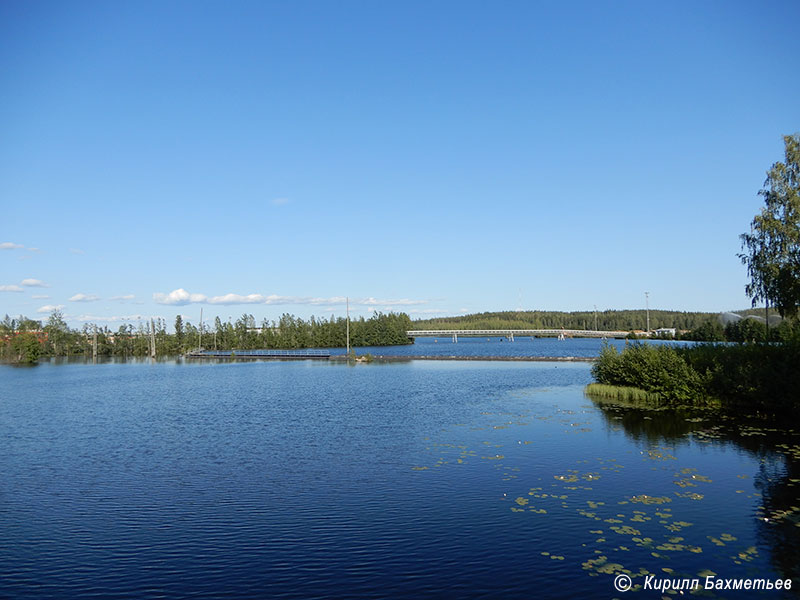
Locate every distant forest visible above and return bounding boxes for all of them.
[410,309,729,332]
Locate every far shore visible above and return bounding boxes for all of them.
[331,355,596,363]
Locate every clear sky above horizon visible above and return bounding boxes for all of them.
[2,0,799,329]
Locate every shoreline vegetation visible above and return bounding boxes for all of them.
[411,307,780,339]
[4,306,781,366]
[587,340,800,416]
[0,311,413,364]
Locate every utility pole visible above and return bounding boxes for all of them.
[594,305,598,332]
[199,307,203,350]
[92,325,98,362]
[150,318,157,358]
[346,297,350,355]
[645,292,650,334]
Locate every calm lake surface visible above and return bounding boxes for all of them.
[2,340,799,599]
[338,335,670,358]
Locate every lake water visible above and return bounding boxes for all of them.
[2,340,798,599]
[337,335,680,358]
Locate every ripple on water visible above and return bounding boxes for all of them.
[0,358,797,598]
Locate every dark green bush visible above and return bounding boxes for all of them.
[592,343,703,403]
[677,341,800,414]
[591,340,800,415]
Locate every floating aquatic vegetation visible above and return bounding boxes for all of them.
[410,386,800,593]
[674,492,704,500]
[630,495,672,505]
[732,546,758,563]
[610,525,641,536]
[643,447,677,461]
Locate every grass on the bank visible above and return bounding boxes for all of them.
[585,383,662,403]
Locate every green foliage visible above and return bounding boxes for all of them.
[585,383,662,403]
[591,340,800,415]
[1,311,413,358]
[591,343,704,403]
[413,309,717,333]
[724,318,766,343]
[683,320,725,342]
[9,332,42,364]
[174,315,184,344]
[684,314,800,343]
[677,342,800,415]
[739,133,800,319]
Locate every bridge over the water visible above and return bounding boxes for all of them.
[407,329,629,342]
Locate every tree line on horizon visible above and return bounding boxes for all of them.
[411,309,743,333]
[0,311,413,362]
[4,304,792,364]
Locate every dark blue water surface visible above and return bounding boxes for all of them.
[338,335,686,358]
[2,343,798,599]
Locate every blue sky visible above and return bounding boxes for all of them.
[2,0,798,329]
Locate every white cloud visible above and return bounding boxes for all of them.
[110,294,135,301]
[69,293,100,302]
[37,304,64,313]
[28,247,41,253]
[74,314,153,323]
[69,248,86,255]
[153,288,208,305]
[32,294,50,299]
[361,297,428,306]
[208,293,269,305]
[271,197,290,206]
[408,309,451,315]
[0,284,24,292]
[459,308,470,313]
[153,288,429,308]
[308,296,348,305]
[21,278,48,287]
[0,242,24,250]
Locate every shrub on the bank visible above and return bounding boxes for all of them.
[677,342,800,414]
[591,343,703,403]
[591,340,800,415]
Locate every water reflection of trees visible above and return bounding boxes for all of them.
[588,394,800,587]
